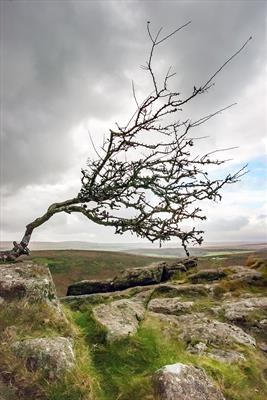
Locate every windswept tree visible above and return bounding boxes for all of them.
[1,22,250,262]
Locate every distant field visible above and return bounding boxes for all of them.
[23,248,267,297]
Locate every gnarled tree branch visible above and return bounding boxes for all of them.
[1,22,250,262]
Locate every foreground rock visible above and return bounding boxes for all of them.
[0,262,60,310]
[12,337,75,380]
[177,314,256,347]
[153,363,225,400]
[67,258,198,296]
[151,312,256,347]
[92,299,146,341]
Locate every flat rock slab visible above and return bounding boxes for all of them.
[92,299,145,342]
[153,283,216,298]
[187,342,246,364]
[219,297,267,322]
[177,314,256,347]
[113,263,165,290]
[12,336,75,380]
[148,297,194,315]
[66,258,198,296]
[188,269,226,284]
[0,263,59,307]
[153,363,225,400]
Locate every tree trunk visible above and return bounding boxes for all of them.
[0,197,80,262]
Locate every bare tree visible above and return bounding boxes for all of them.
[1,22,251,262]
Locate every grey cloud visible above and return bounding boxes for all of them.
[1,0,265,197]
[1,0,145,192]
[206,216,249,232]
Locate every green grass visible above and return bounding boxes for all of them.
[0,299,94,400]
[69,304,267,400]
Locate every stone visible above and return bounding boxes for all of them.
[112,263,165,290]
[66,259,197,297]
[153,283,214,298]
[177,314,256,347]
[12,337,75,380]
[181,258,198,270]
[92,299,145,342]
[148,297,194,315]
[187,341,207,354]
[188,269,226,284]
[67,278,114,296]
[66,263,165,296]
[161,262,189,282]
[187,342,246,364]
[221,297,267,322]
[258,342,267,352]
[0,263,59,309]
[206,349,246,364]
[62,285,155,308]
[152,363,225,400]
[226,266,263,284]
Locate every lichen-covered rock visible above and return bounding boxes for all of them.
[220,297,267,322]
[188,269,226,283]
[92,299,145,342]
[12,337,75,380]
[206,349,246,364]
[226,265,263,284]
[153,283,214,298]
[148,297,194,315]
[152,363,225,400]
[0,263,59,308]
[112,263,165,290]
[66,259,197,297]
[161,262,188,281]
[187,341,246,363]
[177,314,256,347]
[66,263,165,296]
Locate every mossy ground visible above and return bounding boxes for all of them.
[70,303,267,400]
[0,300,94,400]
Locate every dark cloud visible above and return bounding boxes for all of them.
[1,0,145,191]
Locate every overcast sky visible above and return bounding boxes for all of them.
[0,0,266,246]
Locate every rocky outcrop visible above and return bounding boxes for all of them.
[0,262,77,394]
[152,282,215,298]
[66,278,114,296]
[0,262,59,307]
[12,337,75,380]
[92,298,146,341]
[62,255,267,399]
[226,265,263,284]
[188,268,226,283]
[177,314,256,347]
[148,297,194,315]
[214,297,267,322]
[152,363,225,400]
[67,258,198,296]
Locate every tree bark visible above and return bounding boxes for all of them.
[0,197,80,262]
